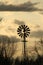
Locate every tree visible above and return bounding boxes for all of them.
[34,40,43,65]
[0,35,17,65]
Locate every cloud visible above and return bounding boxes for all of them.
[15,20,25,25]
[7,27,15,32]
[0,35,20,43]
[40,12,43,14]
[0,1,43,12]
[17,1,42,11]
[0,17,3,22]
[35,25,40,28]
[30,30,43,38]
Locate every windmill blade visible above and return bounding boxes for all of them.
[25,27,30,31]
[17,28,21,31]
[19,26,22,29]
[23,25,25,28]
[26,32,30,34]
[26,27,30,30]
[18,33,20,34]
[17,29,21,32]
[26,34,29,36]
[25,26,27,28]
[27,29,30,31]
[21,25,24,28]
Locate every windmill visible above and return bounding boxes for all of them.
[17,25,30,59]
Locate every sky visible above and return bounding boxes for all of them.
[0,0,43,58]
[0,12,43,36]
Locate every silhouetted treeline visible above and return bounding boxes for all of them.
[14,38,43,65]
[0,35,43,65]
[14,56,43,65]
[0,55,42,65]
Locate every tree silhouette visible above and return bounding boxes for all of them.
[34,40,43,65]
[17,25,30,59]
[0,35,17,65]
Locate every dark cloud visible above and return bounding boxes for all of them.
[15,20,25,25]
[0,17,3,22]
[0,1,43,12]
[0,35,20,43]
[30,30,43,38]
